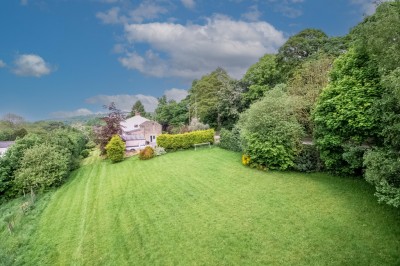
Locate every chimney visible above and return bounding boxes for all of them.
[135,111,141,116]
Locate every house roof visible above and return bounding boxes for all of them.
[0,141,15,149]
[120,115,150,132]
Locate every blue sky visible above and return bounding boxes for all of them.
[0,0,382,121]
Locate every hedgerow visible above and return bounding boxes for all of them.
[156,129,214,150]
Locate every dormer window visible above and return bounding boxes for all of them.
[134,124,138,128]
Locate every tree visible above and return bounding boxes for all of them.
[96,103,126,154]
[1,113,25,127]
[241,54,281,107]
[0,134,43,199]
[350,0,400,75]
[105,135,125,163]
[154,96,189,132]
[216,80,244,130]
[313,47,382,175]
[277,29,328,79]
[188,68,232,128]
[14,143,70,194]
[287,55,334,135]
[363,68,400,207]
[129,100,148,118]
[238,87,304,170]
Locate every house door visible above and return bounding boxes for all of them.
[150,135,156,143]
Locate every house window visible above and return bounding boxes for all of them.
[150,135,156,142]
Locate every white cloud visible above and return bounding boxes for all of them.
[241,5,262,21]
[181,0,196,9]
[164,88,188,102]
[120,16,285,79]
[129,2,168,23]
[13,54,54,77]
[97,7,126,24]
[96,1,168,25]
[0,60,6,68]
[86,94,159,112]
[20,0,28,6]
[350,0,390,15]
[52,108,96,118]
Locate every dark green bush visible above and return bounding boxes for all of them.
[364,148,400,208]
[80,149,90,158]
[139,146,155,160]
[105,135,125,163]
[156,129,214,150]
[219,127,242,152]
[293,144,323,172]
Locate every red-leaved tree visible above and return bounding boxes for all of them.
[96,103,125,154]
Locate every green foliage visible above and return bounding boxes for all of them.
[105,135,125,163]
[219,127,242,152]
[188,68,232,128]
[0,126,88,200]
[242,54,281,107]
[80,149,90,158]
[0,134,44,199]
[129,100,149,119]
[287,56,334,135]
[239,88,303,170]
[364,148,400,207]
[293,145,323,173]
[14,143,70,193]
[350,1,400,74]
[313,48,382,175]
[277,28,329,79]
[156,129,215,150]
[155,96,189,131]
[138,146,155,160]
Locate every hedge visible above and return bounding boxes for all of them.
[156,129,214,150]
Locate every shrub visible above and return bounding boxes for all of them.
[219,127,242,152]
[80,149,90,158]
[14,143,70,193]
[364,148,400,208]
[154,146,166,156]
[105,135,125,163]
[156,129,214,150]
[293,144,323,172]
[139,146,155,160]
[238,88,303,171]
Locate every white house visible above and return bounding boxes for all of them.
[120,113,162,150]
[0,141,14,157]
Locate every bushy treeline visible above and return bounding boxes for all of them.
[0,126,89,202]
[216,1,400,207]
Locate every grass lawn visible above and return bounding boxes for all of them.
[1,147,400,265]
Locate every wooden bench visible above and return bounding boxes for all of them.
[194,142,211,150]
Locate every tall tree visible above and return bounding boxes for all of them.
[287,55,334,135]
[96,103,125,154]
[277,28,328,79]
[154,96,189,132]
[129,100,147,118]
[313,47,382,175]
[188,68,232,128]
[350,0,400,75]
[241,54,281,108]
